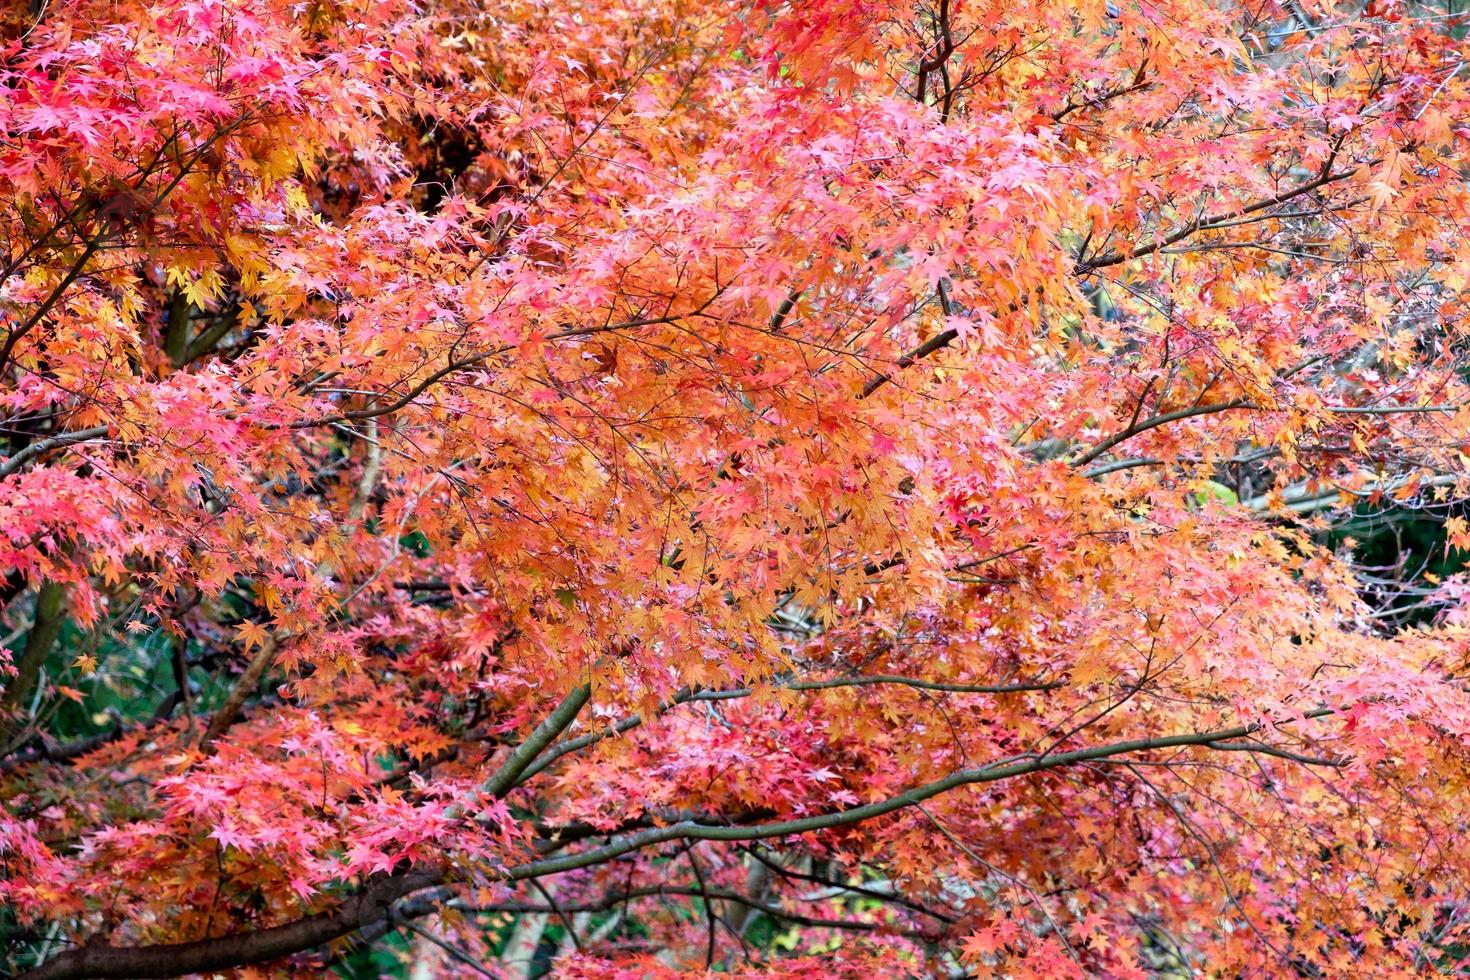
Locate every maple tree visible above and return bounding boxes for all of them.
[6,0,1470,975]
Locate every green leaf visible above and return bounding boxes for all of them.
[1193,480,1239,507]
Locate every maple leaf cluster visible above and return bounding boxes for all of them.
[5,0,1470,977]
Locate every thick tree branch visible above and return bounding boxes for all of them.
[0,581,68,744]
[0,426,109,479]
[504,711,1336,880]
[181,303,242,364]
[197,633,279,752]
[12,711,1336,979]
[17,869,441,980]
[476,683,592,800]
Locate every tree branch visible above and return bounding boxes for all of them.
[0,581,68,744]
[475,683,592,801]
[197,633,279,752]
[1079,164,1371,271]
[504,710,1336,880]
[13,712,1336,979]
[1071,399,1257,468]
[459,885,931,939]
[0,426,109,479]
[17,869,441,980]
[290,293,722,430]
[515,673,1061,785]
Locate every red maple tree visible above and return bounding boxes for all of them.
[6,0,1470,976]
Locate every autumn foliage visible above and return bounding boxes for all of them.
[6,0,1470,975]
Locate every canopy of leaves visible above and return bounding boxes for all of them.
[5,0,1470,976]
